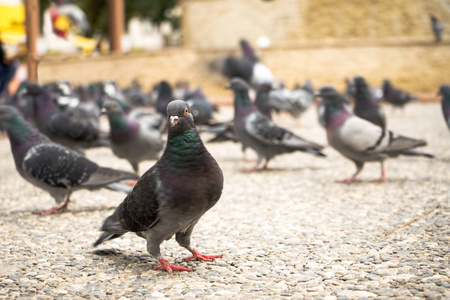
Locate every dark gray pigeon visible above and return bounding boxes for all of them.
[430,15,444,42]
[228,78,325,171]
[0,105,139,215]
[24,82,109,154]
[269,81,315,119]
[353,76,386,129]
[185,87,218,125]
[438,84,450,130]
[103,100,164,173]
[382,79,418,109]
[222,39,275,89]
[156,81,174,116]
[255,83,274,119]
[94,100,224,273]
[318,86,433,183]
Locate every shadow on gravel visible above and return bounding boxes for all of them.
[0,206,118,217]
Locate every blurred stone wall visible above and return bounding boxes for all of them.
[181,0,450,49]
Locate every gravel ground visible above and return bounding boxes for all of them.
[0,102,448,299]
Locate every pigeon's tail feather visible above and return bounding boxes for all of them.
[93,232,123,247]
[386,135,427,153]
[94,203,128,247]
[305,148,326,157]
[83,167,138,188]
[399,149,434,158]
[105,182,134,194]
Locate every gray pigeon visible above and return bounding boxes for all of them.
[222,39,275,89]
[0,105,139,215]
[438,84,450,130]
[269,81,315,119]
[24,82,109,154]
[103,100,164,173]
[353,76,386,129]
[94,100,224,273]
[228,78,325,171]
[317,86,433,183]
[430,15,444,42]
[185,87,218,125]
[382,79,418,109]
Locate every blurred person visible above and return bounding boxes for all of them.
[0,38,20,97]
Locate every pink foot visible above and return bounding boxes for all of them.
[153,258,192,273]
[128,179,139,186]
[33,206,66,215]
[373,176,387,183]
[337,177,360,184]
[184,248,222,262]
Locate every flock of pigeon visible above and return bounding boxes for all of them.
[0,38,449,273]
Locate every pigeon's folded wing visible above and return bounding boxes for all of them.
[245,113,322,149]
[22,143,99,187]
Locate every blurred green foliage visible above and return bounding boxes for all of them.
[39,0,179,37]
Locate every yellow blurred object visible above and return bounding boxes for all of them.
[54,15,71,32]
[70,35,97,55]
[0,3,26,45]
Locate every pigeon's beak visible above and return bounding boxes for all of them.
[170,115,180,127]
[225,83,231,89]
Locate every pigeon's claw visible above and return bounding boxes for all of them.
[154,258,192,273]
[184,248,222,262]
[337,177,360,184]
[33,201,70,215]
[33,206,66,215]
[127,179,139,187]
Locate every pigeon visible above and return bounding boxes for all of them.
[255,83,274,119]
[430,15,444,42]
[382,79,418,108]
[123,79,152,107]
[268,81,315,119]
[353,76,386,129]
[185,87,218,125]
[345,78,356,102]
[227,78,325,171]
[0,105,139,215]
[317,86,433,183]
[94,100,224,273]
[24,82,109,154]
[156,80,174,116]
[222,39,275,89]
[102,100,164,173]
[438,84,450,130]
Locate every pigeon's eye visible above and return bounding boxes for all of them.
[184,108,189,115]
[109,104,115,110]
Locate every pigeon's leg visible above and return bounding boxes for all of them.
[374,161,387,182]
[153,258,192,273]
[34,196,70,215]
[131,162,139,174]
[338,161,363,183]
[262,158,270,170]
[176,228,222,262]
[146,237,191,273]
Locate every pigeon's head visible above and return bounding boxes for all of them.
[353,76,369,91]
[257,82,274,93]
[226,78,250,92]
[0,105,21,123]
[23,82,45,96]
[166,100,195,132]
[438,85,450,98]
[353,76,366,86]
[158,80,173,96]
[316,85,346,111]
[102,100,123,115]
